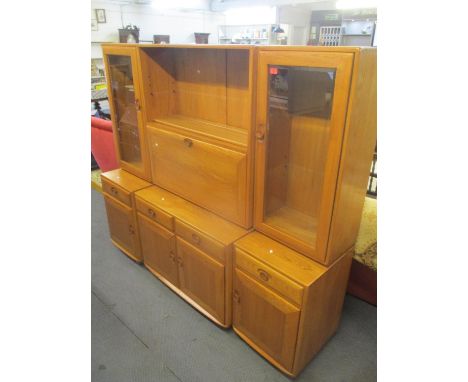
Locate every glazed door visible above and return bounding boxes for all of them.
[103,46,150,180]
[254,50,354,262]
[104,195,139,259]
[232,269,300,371]
[176,238,225,324]
[138,214,179,286]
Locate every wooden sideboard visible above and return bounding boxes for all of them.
[100,44,376,377]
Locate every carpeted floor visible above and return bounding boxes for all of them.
[92,189,377,382]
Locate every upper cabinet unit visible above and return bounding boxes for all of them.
[138,46,255,229]
[254,47,376,265]
[102,45,152,181]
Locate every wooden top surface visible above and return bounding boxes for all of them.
[135,185,249,245]
[101,43,373,54]
[101,169,151,192]
[235,231,327,286]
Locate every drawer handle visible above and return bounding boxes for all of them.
[128,225,135,235]
[110,186,118,195]
[255,131,265,141]
[148,208,156,218]
[176,256,183,268]
[258,269,270,282]
[233,290,240,303]
[169,251,176,262]
[183,138,193,148]
[191,233,201,244]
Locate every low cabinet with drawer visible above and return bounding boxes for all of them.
[233,231,353,377]
[101,169,151,262]
[135,185,249,327]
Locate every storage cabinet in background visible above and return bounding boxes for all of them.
[102,46,151,181]
[254,47,376,265]
[101,169,151,262]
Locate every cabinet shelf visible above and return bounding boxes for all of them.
[264,206,317,245]
[149,115,248,151]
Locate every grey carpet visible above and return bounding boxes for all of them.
[92,189,376,381]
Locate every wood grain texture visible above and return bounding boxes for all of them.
[233,231,353,377]
[326,48,377,264]
[233,268,301,371]
[147,126,249,227]
[135,186,249,246]
[292,249,353,376]
[138,213,179,285]
[177,237,225,324]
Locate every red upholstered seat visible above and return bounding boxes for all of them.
[91,116,119,172]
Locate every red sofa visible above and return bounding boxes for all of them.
[91,116,119,172]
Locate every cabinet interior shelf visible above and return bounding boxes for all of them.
[149,114,248,150]
[264,206,317,245]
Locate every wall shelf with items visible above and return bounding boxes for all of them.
[218,24,273,45]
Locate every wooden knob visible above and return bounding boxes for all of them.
[256,130,265,141]
[258,269,270,282]
[111,187,118,195]
[233,290,240,303]
[192,233,201,244]
[183,138,193,147]
[128,225,135,235]
[148,208,156,218]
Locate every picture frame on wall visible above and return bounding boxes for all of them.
[95,9,106,24]
[91,19,98,31]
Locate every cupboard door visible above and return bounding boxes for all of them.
[148,127,248,227]
[233,268,300,372]
[138,214,178,286]
[176,238,225,323]
[104,195,139,259]
[103,47,150,180]
[254,51,354,262]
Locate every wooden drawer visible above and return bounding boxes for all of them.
[235,248,303,306]
[148,127,248,227]
[102,178,132,207]
[135,196,174,232]
[175,220,225,264]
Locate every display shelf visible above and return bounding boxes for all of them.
[149,115,248,151]
[264,206,317,245]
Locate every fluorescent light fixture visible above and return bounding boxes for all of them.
[336,0,377,9]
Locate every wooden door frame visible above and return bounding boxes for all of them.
[253,50,354,262]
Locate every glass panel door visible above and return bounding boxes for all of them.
[107,54,142,169]
[255,51,353,259]
[264,66,335,248]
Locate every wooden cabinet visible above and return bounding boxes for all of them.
[254,47,376,265]
[233,269,300,371]
[177,238,225,323]
[101,169,151,262]
[138,213,178,286]
[104,195,139,259]
[233,231,353,377]
[99,45,377,375]
[102,46,151,181]
[135,185,249,327]
[136,45,255,228]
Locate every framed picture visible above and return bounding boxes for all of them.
[95,9,106,24]
[91,19,98,31]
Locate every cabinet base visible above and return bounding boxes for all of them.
[111,239,143,263]
[144,263,230,329]
[232,326,297,378]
